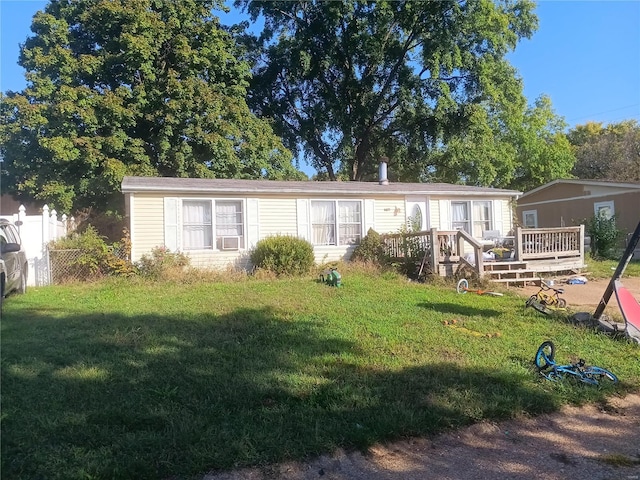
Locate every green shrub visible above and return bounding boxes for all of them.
[351,228,384,264]
[586,214,622,260]
[49,226,111,280]
[250,235,314,276]
[49,226,137,280]
[136,247,191,279]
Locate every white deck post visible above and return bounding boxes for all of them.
[515,226,523,261]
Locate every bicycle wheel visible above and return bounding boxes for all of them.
[535,341,555,370]
[525,295,537,307]
[557,298,567,308]
[530,300,552,316]
[582,366,618,385]
[456,278,469,294]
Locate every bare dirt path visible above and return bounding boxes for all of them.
[511,276,640,318]
[205,394,640,480]
[203,278,640,480]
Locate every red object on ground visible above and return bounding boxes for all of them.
[614,280,640,343]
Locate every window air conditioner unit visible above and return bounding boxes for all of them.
[221,236,241,250]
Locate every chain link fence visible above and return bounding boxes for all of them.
[47,246,131,284]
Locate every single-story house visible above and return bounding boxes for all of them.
[515,179,640,235]
[121,172,521,269]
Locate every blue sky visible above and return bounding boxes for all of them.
[2,0,639,130]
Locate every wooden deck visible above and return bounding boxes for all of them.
[381,226,586,286]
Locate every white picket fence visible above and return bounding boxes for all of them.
[1,205,75,286]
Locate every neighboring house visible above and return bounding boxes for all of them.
[121,173,521,269]
[516,179,640,233]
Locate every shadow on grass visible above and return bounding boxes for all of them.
[2,306,555,480]
[417,301,502,317]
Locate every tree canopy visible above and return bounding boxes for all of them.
[410,95,575,191]
[0,0,303,213]
[568,120,640,182]
[236,0,538,182]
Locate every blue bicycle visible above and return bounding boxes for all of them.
[534,341,618,386]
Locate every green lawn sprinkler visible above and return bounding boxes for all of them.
[321,268,342,287]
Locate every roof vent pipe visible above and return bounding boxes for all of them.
[379,158,389,185]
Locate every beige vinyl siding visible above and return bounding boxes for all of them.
[185,250,251,270]
[429,199,440,229]
[131,194,164,261]
[313,245,357,264]
[259,197,298,237]
[374,198,405,234]
[500,199,513,235]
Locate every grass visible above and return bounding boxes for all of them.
[583,257,640,279]
[1,265,639,480]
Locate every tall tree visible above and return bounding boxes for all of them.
[420,95,575,191]
[236,0,538,181]
[0,0,303,213]
[568,120,640,182]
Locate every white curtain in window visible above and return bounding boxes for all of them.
[473,201,491,238]
[312,201,335,245]
[452,203,467,222]
[183,201,212,249]
[216,201,242,237]
[338,201,361,244]
[451,202,468,231]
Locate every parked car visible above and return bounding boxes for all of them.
[0,259,6,310]
[0,219,28,304]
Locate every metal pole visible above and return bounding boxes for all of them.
[593,220,640,320]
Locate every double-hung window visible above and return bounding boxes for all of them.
[472,201,492,238]
[181,200,244,250]
[451,200,493,237]
[216,200,244,250]
[311,200,362,246]
[451,202,470,233]
[183,200,213,250]
[523,210,538,228]
[594,201,614,220]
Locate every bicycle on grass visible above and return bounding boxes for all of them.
[534,341,618,386]
[525,280,567,315]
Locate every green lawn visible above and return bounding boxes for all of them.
[584,257,640,279]
[2,268,639,480]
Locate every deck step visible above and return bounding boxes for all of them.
[489,277,541,284]
[484,263,528,271]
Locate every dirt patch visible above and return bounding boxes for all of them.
[509,276,640,320]
[204,394,640,480]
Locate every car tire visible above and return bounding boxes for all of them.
[17,264,27,294]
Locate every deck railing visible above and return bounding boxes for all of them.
[515,226,584,262]
[381,226,585,278]
[381,229,433,260]
[381,228,484,277]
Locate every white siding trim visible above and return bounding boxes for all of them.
[247,198,260,248]
[129,194,136,258]
[439,200,451,230]
[296,199,310,241]
[518,191,635,207]
[493,199,504,233]
[364,199,375,234]
[164,197,180,252]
